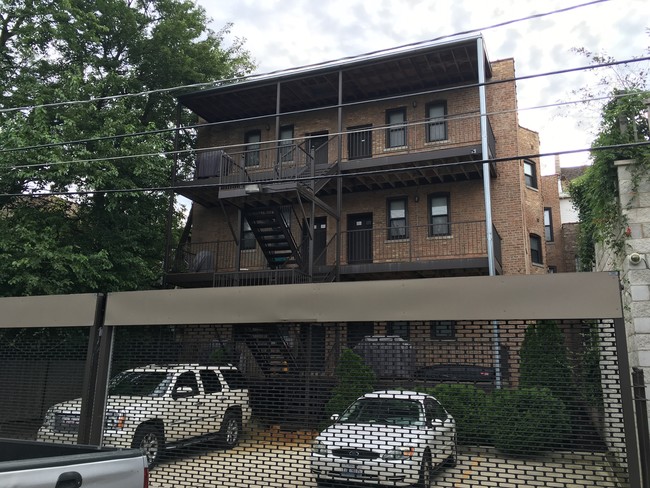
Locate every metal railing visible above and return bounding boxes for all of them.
[168,221,500,281]
[185,115,496,186]
[342,221,497,265]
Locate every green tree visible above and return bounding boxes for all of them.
[325,349,376,417]
[0,0,254,296]
[565,41,650,270]
[569,89,650,269]
[519,320,574,403]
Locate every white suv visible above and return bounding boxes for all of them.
[38,364,251,467]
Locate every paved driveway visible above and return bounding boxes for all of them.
[149,430,621,488]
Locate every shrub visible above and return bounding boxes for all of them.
[519,321,574,404]
[430,384,489,446]
[487,388,570,456]
[325,348,376,417]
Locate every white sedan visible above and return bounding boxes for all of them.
[311,390,456,487]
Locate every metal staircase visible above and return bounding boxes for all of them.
[239,326,298,376]
[244,207,303,269]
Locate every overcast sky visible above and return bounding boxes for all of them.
[196,0,649,173]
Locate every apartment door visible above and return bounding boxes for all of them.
[301,217,327,267]
[347,213,373,264]
[307,131,329,168]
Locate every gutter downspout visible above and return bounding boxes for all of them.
[478,36,502,389]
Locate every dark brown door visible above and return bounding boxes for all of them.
[301,217,328,267]
[347,213,373,264]
[308,132,329,168]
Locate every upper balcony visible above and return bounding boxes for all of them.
[175,35,495,207]
[174,114,496,207]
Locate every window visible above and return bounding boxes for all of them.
[386,108,406,148]
[387,198,408,240]
[426,102,447,142]
[347,322,374,349]
[241,218,256,250]
[425,398,448,422]
[244,130,261,167]
[544,208,553,242]
[173,372,199,397]
[199,370,222,394]
[428,193,450,236]
[388,321,409,341]
[524,159,537,189]
[348,125,372,159]
[530,234,543,264]
[279,125,294,162]
[430,321,455,339]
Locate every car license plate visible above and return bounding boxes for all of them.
[341,464,363,478]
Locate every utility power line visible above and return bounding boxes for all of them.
[1,55,647,165]
[1,140,647,199]
[0,0,611,116]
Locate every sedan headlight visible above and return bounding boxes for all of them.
[312,441,329,456]
[383,447,416,460]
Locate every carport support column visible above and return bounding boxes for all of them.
[615,317,644,488]
[77,293,115,446]
[478,36,502,389]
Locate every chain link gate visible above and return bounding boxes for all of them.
[0,319,634,487]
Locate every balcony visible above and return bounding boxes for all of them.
[164,221,502,288]
[173,115,496,207]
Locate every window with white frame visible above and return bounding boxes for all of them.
[544,208,553,242]
[387,198,408,240]
[429,193,450,236]
[386,108,406,148]
[426,102,447,142]
[524,159,538,189]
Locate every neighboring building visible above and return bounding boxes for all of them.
[595,159,650,426]
[163,35,563,381]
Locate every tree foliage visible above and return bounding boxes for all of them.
[566,40,650,270]
[0,0,254,296]
[325,348,376,417]
[569,89,650,269]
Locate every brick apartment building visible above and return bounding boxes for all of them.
[163,34,563,382]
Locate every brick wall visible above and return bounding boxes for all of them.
[190,57,549,277]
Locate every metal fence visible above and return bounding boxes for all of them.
[0,318,636,487]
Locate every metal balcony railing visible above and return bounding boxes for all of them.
[185,114,495,187]
[167,220,501,281]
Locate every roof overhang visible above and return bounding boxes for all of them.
[178,35,492,123]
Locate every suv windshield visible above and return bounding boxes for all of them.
[339,398,424,426]
[108,371,171,397]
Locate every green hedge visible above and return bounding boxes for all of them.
[429,384,489,445]
[486,388,570,456]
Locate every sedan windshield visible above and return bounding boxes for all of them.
[108,371,171,397]
[339,398,424,426]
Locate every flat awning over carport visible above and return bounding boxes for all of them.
[102,272,623,326]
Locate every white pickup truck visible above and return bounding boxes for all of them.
[0,438,148,488]
[38,364,251,468]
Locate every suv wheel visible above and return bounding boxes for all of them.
[132,424,164,468]
[220,411,241,449]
